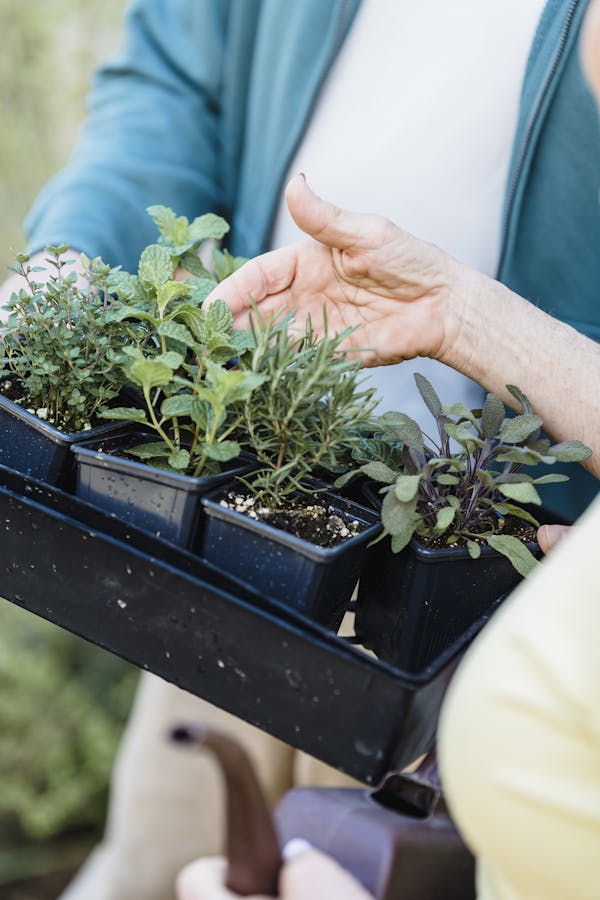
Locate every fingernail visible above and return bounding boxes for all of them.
[298,171,310,186]
[283,838,312,860]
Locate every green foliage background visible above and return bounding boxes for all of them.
[0,0,137,883]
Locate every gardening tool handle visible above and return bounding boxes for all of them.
[171,724,282,896]
[371,749,441,817]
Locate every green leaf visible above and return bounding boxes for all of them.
[160,394,193,418]
[188,213,230,243]
[506,384,534,415]
[360,461,398,484]
[379,411,424,450]
[206,299,234,335]
[168,448,190,470]
[434,505,456,534]
[486,535,538,577]
[157,351,184,369]
[394,474,421,502]
[333,471,359,489]
[204,440,241,462]
[497,414,543,444]
[466,540,481,559]
[481,393,505,439]
[138,244,173,288]
[179,252,212,279]
[188,277,218,304]
[147,205,189,246]
[444,421,480,446]
[230,329,255,356]
[98,406,148,423]
[158,319,196,349]
[531,474,569,485]
[414,372,442,419]
[128,441,171,460]
[492,503,540,527]
[495,447,554,466]
[436,473,460,485]
[104,306,159,325]
[156,280,190,315]
[130,358,174,392]
[381,490,418,551]
[498,482,542,505]
[190,398,210,429]
[547,440,592,463]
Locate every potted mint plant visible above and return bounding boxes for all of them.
[71,209,262,547]
[200,311,381,631]
[0,247,133,487]
[339,374,591,670]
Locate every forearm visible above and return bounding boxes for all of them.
[441,265,600,474]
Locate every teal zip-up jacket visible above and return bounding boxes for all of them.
[25,0,600,518]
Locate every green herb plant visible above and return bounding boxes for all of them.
[337,373,591,576]
[2,247,131,432]
[237,309,378,506]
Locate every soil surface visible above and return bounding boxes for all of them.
[419,515,537,550]
[0,376,91,433]
[219,490,367,548]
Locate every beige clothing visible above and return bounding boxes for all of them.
[439,495,600,900]
[60,672,358,900]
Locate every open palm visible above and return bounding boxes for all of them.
[207,175,460,367]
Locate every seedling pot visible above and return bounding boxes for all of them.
[357,483,541,671]
[0,376,127,488]
[201,485,381,631]
[72,430,254,547]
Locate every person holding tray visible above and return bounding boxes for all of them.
[185,3,600,896]
[1,1,599,898]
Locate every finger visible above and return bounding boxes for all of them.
[177,858,230,900]
[280,848,373,900]
[536,523,572,555]
[204,246,299,316]
[285,173,388,252]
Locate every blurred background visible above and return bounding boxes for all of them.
[0,2,138,897]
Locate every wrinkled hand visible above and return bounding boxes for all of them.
[536,524,572,554]
[176,851,373,900]
[208,174,464,367]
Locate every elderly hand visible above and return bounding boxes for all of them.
[176,848,373,900]
[208,174,467,368]
[536,523,572,554]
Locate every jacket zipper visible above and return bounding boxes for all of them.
[498,0,581,275]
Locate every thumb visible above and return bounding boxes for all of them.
[280,848,373,900]
[536,523,572,555]
[285,174,387,252]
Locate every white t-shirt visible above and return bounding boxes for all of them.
[270,0,546,426]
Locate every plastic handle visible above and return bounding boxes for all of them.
[371,749,440,817]
[171,724,282,896]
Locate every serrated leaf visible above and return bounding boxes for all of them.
[206,299,234,335]
[157,351,184,369]
[466,540,481,559]
[190,397,210,429]
[157,280,190,315]
[434,505,456,534]
[230,329,255,356]
[547,440,592,463]
[414,372,442,418]
[180,252,211,279]
[138,244,173,288]
[360,461,398,484]
[204,440,241,462]
[160,394,193,418]
[497,414,543,444]
[498,482,542,505]
[486,535,538,577]
[168,448,190,470]
[130,358,174,391]
[98,406,147,423]
[394,474,421,501]
[481,393,505,439]
[158,319,196,349]
[104,306,159,325]
[147,205,189,246]
[188,277,218,304]
[188,213,230,243]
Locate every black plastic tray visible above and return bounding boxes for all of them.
[0,465,489,784]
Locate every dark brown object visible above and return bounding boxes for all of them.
[275,751,475,900]
[170,724,282,896]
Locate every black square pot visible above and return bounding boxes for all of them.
[72,430,254,547]
[200,484,381,631]
[0,376,128,488]
[357,482,544,671]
